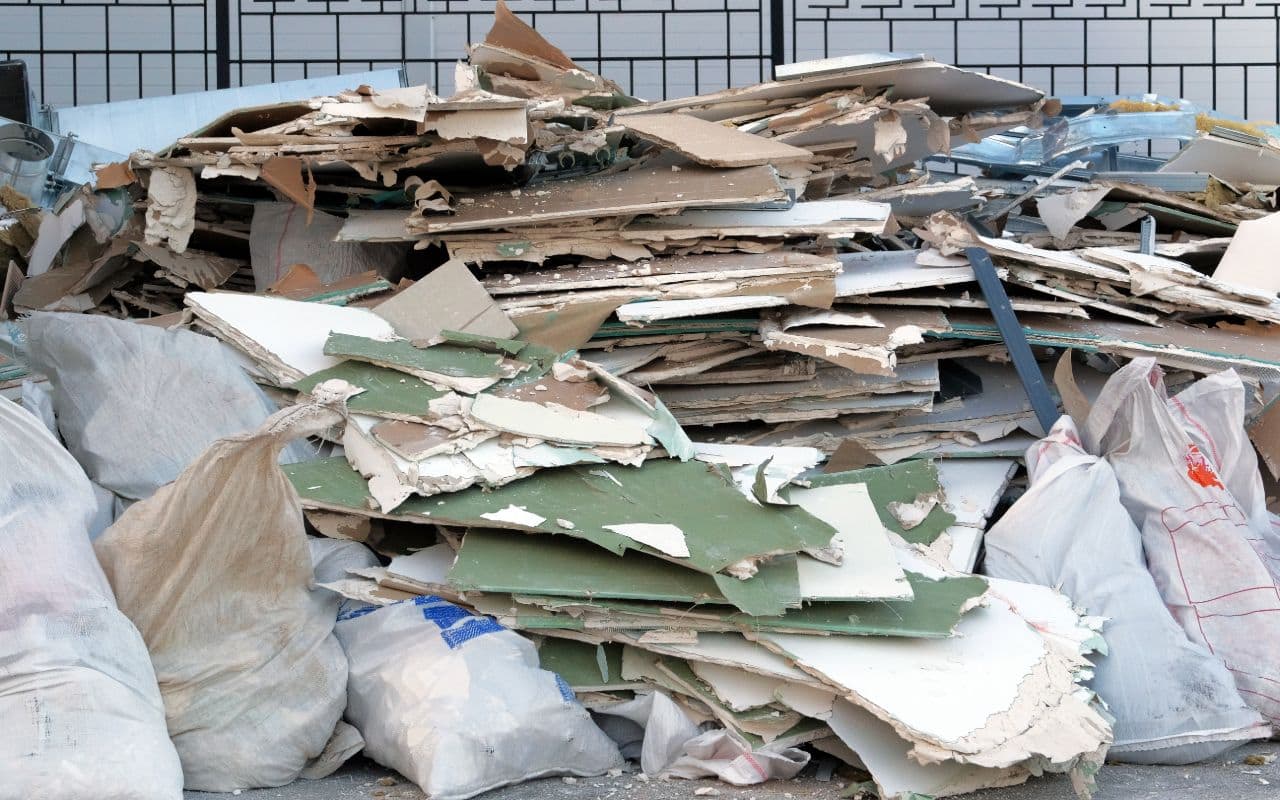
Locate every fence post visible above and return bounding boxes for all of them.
[769,0,784,75]
[214,0,231,89]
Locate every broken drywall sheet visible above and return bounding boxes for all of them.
[689,661,789,712]
[615,296,791,324]
[483,0,579,71]
[26,198,87,277]
[143,167,197,254]
[184,292,396,385]
[470,392,650,447]
[285,456,837,577]
[260,157,317,221]
[293,361,456,424]
[1035,187,1110,242]
[689,442,823,505]
[318,85,433,122]
[385,543,456,590]
[935,458,1018,529]
[0,260,23,320]
[622,200,893,241]
[759,308,949,376]
[807,461,957,546]
[601,523,690,558]
[1214,212,1280,295]
[374,259,519,340]
[457,530,801,617]
[789,482,913,602]
[624,58,1042,120]
[758,593,1111,769]
[410,164,786,234]
[1160,134,1280,185]
[836,251,974,297]
[622,112,814,168]
[823,698,1033,799]
[322,332,511,395]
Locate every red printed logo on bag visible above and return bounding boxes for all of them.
[1185,444,1225,490]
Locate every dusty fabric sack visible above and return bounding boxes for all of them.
[666,729,809,784]
[1086,358,1280,725]
[249,202,409,290]
[0,398,183,800]
[25,311,311,500]
[334,595,622,800]
[94,395,352,791]
[592,691,701,774]
[592,691,808,782]
[984,416,1267,764]
[1165,370,1275,544]
[310,537,382,618]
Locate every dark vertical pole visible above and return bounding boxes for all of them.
[215,0,231,89]
[769,0,784,77]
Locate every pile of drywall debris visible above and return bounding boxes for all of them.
[9,2,1280,798]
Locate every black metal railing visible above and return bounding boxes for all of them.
[2,0,1279,123]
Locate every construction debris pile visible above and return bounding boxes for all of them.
[8,3,1280,799]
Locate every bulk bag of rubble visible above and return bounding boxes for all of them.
[94,390,353,791]
[24,311,311,502]
[334,594,623,799]
[1085,358,1280,726]
[0,398,183,800]
[984,415,1267,764]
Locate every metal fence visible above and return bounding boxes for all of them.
[3,0,1280,121]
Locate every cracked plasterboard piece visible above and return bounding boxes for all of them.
[1036,187,1110,243]
[756,593,1112,769]
[184,291,396,386]
[602,523,690,558]
[479,504,547,527]
[469,392,650,448]
[790,482,912,602]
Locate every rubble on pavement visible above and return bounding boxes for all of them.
[7,3,1280,799]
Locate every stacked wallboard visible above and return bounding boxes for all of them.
[287,440,1110,800]
[142,243,1109,795]
[12,0,1280,475]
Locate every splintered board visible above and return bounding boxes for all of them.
[293,361,449,420]
[807,460,956,545]
[449,528,801,616]
[285,456,837,576]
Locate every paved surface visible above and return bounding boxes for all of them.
[186,742,1280,800]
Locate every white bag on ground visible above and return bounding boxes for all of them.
[335,594,622,800]
[94,394,352,791]
[666,729,810,784]
[591,690,701,774]
[984,416,1267,764]
[1086,358,1280,725]
[0,398,183,800]
[590,690,808,783]
[24,311,311,500]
